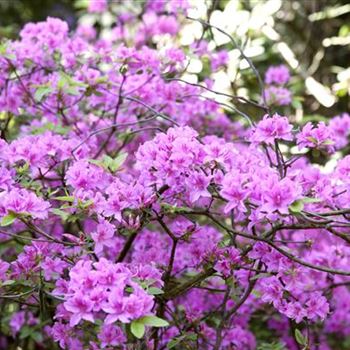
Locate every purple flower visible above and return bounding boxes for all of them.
[102,288,126,324]
[41,257,67,280]
[0,188,50,220]
[260,277,283,307]
[328,113,350,149]
[250,114,293,145]
[0,259,9,281]
[297,122,335,152]
[98,324,125,348]
[91,219,115,254]
[88,0,107,13]
[211,50,229,71]
[261,176,301,214]
[64,292,95,326]
[265,65,290,85]
[305,292,329,321]
[186,172,211,203]
[220,172,249,213]
[284,301,306,323]
[265,86,292,106]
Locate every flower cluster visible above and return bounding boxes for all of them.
[264,64,292,106]
[0,1,349,350]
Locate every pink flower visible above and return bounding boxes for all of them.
[284,301,306,323]
[250,114,293,145]
[265,65,290,85]
[0,188,50,220]
[64,292,95,326]
[98,324,125,348]
[186,172,211,203]
[0,259,10,281]
[220,173,249,213]
[261,176,301,214]
[297,122,335,152]
[265,86,292,106]
[328,113,350,149]
[41,257,67,280]
[305,292,329,321]
[260,277,283,307]
[88,0,107,13]
[102,288,126,324]
[91,219,115,254]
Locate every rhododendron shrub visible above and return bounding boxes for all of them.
[0,1,349,350]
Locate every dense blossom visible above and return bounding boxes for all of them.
[297,121,336,151]
[0,1,349,350]
[249,114,293,144]
[265,65,291,85]
[264,64,292,106]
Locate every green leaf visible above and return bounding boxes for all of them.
[301,197,321,204]
[74,0,89,9]
[50,208,69,221]
[101,153,128,172]
[53,196,75,202]
[30,331,43,342]
[161,203,192,214]
[20,326,33,339]
[295,329,307,346]
[78,199,94,209]
[58,71,88,88]
[306,136,317,144]
[66,86,80,96]
[167,333,197,349]
[0,41,15,59]
[1,279,15,286]
[1,212,17,226]
[148,287,164,295]
[34,86,52,101]
[131,320,145,339]
[139,316,169,327]
[289,200,304,213]
[109,152,128,172]
[323,139,335,145]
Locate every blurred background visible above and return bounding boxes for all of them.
[0,0,349,119]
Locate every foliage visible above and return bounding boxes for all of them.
[0,1,349,350]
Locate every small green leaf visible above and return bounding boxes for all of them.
[306,136,317,144]
[295,329,307,346]
[131,321,145,339]
[139,316,169,327]
[101,153,128,173]
[58,71,88,88]
[301,197,321,204]
[66,86,80,96]
[289,200,304,214]
[53,196,75,202]
[20,326,33,339]
[78,199,94,209]
[34,86,52,101]
[1,279,15,286]
[322,139,335,145]
[74,0,89,9]
[1,212,17,226]
[50,208,69,221]
[30,331,43,342]
[161,203,192,214]
[148,287,164,295]
[167,332,197,349]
